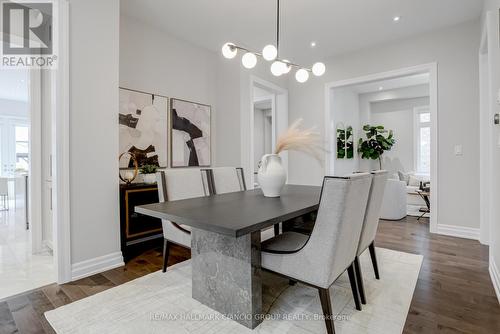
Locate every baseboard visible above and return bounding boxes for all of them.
[436,224,480,240]
[489,256,500,304]
[71,252,124,281]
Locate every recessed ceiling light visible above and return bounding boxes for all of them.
[310,41,316,48]
[378,86,384,91]
[393,16,401,22]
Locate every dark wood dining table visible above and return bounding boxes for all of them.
[135,184,321,329]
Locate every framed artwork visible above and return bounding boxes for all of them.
[336,123,354,159]
[170,98,211,167]
[119,88,168,168]
[336,123,346,159]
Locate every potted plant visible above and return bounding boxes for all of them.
[139,164,158,184]
[358,125,395,170]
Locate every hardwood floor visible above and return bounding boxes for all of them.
[1,216,499,333]
[376,217,500,333]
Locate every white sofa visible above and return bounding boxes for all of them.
[398,172,429,207]
[380,179,407,220]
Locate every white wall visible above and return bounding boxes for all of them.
[288,20,480,231]
[330,87,359,175]
[358,84,430,132]
[358,85,430,171]
[483,0,500,13]
[120,15,218,164]
[253,108,273,171]
[41,70,52,248]
[120,14,288,183]
[69,0,122,268]
[370,97,430,173]
[253,108,265,170]
[481,1,500,301]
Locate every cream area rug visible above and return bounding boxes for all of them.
[45,248,422,334]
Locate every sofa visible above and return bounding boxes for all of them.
[380,179,407,220]
[398,171,429,207]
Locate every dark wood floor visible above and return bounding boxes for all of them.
[1,216,499,333]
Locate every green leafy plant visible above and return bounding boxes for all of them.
[337,128,346,159]
[337,126,354,159]
[358,125,395,169]
[139,164,158,174]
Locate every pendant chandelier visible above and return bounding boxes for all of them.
[221,0,325,83]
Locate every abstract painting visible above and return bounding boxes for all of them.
[119,88,168,168]
[170,98,211,167]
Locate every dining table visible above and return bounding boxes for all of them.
[135,184,321,329]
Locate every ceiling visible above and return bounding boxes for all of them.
[352,73,430,94]
[121,0,484,64]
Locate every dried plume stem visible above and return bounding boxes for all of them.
[274,118,324,163]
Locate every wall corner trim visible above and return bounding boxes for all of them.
[435,224,480,240]
[71,252,124,281]
[489,256,500,304]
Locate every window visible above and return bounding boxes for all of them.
[414,107,430,175]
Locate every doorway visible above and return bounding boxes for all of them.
[0,67,55,299]
[248,76,288,188]
[0,0,72,288]
[325,64,438,233]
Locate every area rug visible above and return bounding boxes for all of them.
[45,248,422,334]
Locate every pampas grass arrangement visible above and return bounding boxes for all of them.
[274,119,324,163]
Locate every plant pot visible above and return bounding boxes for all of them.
[142,173,156,184]
[257,154,287,197]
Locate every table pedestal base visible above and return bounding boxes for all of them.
[191,228,262,329]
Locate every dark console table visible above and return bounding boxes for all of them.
[119,183,163,261]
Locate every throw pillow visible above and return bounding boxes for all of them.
[398,171,410,185]
[408,175,421,187]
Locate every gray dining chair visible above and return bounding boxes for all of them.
[156,169,210,272]
[203,167,275,241]
[203,167,246,194]
[353,170,388,305]
[261,173,373,334]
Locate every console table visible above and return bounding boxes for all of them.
[119,183,163,261]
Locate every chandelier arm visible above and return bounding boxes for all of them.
[230,44,313,72]
[276,0,280,56]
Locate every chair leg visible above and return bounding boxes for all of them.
[368,242,380,279]
[162,239,169,273]
[353,256,366,305]
[318,288,336,334]
[274,223,280,236]
[417,211,426,220]
[347,263,362,311]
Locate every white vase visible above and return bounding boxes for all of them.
[258,154,287,197]
[142,173,156,184]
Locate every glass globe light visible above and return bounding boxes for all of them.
[221,42,237,59]
[295,69,309,83]
[270,61,285,76]
[262,44,278,61]
[242,52,257,69]
[282,60,292,74]
[312,62,326,76]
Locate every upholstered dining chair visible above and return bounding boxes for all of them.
[203,167,275,241]
[353,170,388,305]
[204,167,246,194]
[156,169,210,272]
[261,173,373,334]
